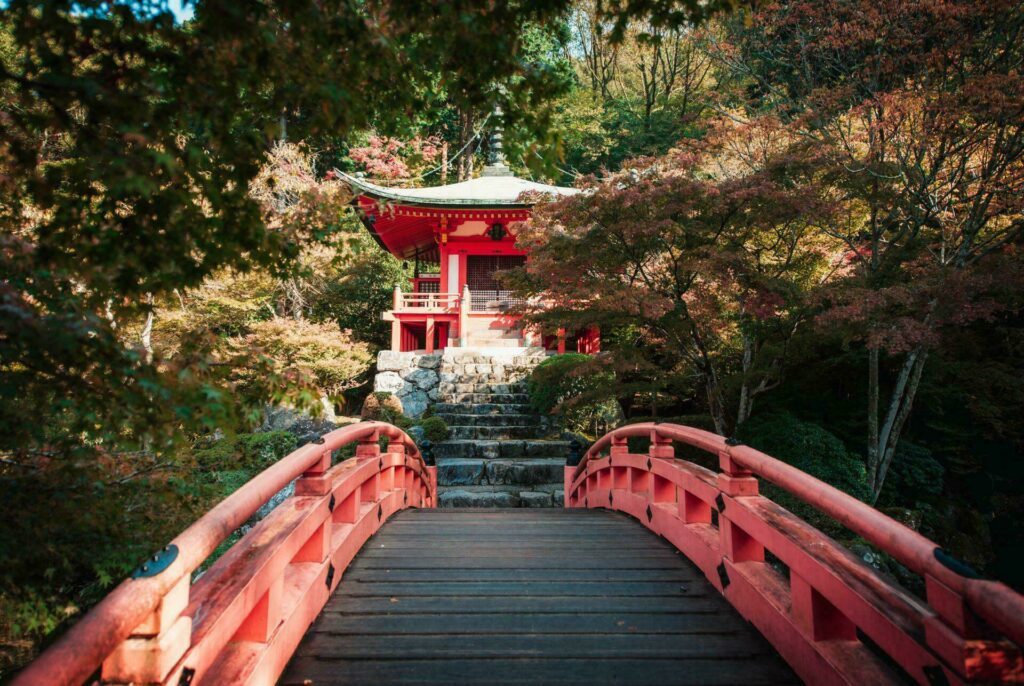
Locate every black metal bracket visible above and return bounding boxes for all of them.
[178,667,196,685]
[717,562,730,589]
[325,563,335,589]
[608,491,614,506]
[377,504,383,521]
[328,494,336,512]
[646,504,653,522]
[313,436,326,445]
[725,437,743,447]
[646,457,652,471]
[715,493,726,513]
[934,548,983,579]
[132,544,179,579]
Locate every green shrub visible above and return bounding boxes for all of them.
[528,353,591,414]
[193,431,298,472]
[418,416,450,442]
[878,442,945,507]
[527,353,621,437]
[738,410,871,538]
[361,392,410,428]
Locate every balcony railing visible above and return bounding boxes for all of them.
[468,289,526,312]
[394,291,460,311]
[390,288,529,316]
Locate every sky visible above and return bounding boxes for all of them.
[168,0,193,22]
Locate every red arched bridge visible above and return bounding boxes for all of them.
[13,422,1024,685]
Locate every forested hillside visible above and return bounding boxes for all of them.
[2,0,1022,677]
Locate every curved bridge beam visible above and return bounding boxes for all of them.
[15,422,436,686]
[565,422,1024,685]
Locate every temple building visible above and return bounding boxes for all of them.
[339,128,599,355]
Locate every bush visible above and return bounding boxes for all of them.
[527,353,621,437]
[418,416,450,442]
[193,431,298,472]
[738,410,871,538]
[878,442,945,507]
[360,392,411,428]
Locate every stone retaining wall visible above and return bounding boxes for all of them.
[372,350,442,418]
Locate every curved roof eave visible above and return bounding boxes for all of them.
[336,170,577,209]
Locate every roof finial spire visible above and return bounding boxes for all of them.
[482,104,514,177]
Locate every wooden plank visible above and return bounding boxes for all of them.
[295,632,777,659]
[307,611,751,634]
[349,558,687,569]
[320,594,726,614]
[332,581,712,597]
[341,568,697,582]
[280,658,799,685]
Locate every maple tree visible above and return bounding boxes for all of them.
[718,0,1024,499]
[512,116,845,435]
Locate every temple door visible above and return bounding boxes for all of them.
[466,255,525,311]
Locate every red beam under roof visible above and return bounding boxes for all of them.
[339,171,576,259]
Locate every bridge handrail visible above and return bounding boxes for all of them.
[570,421,1024,684]
[15,421,429,686]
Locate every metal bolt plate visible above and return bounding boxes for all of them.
[132,544,179,579]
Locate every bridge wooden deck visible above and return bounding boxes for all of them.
[280,508,798,685]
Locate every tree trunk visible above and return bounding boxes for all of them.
[440,141,448,184]
[868,346,929,502]
[140,293,154,364]
[867,347,881,492]
[458,110,475,181]
[736,335,755,428]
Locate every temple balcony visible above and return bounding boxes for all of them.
[384,285,599,355]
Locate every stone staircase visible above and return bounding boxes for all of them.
[433,349,569,508]
[465,323,526,348]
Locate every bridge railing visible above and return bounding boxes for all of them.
[565,422,1023,686]
[15,421,436,686]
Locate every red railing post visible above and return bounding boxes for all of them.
[100,581,192,684]
[231,575,284,644]
[922,574,1020,682]
[717,446,763,564]
[356,431,381,461]
[650,429,674,459]
[295,448,332,497]
[790,572,857,641]
[717,448,758,498]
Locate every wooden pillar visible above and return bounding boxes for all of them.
[459,285,470,347]
[557,327,566,354]
[426,317,435,353]
[391,320,401,352]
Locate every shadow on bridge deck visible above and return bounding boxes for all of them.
[280,508,799,685]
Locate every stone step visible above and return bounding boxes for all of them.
[434,439,572,461]
[433,402,533,416]
[440,382,528,395]
[442,353,547,367]
[449,425,549,440]
[468,330,523,340]
[436,457,566,487]
[437,484,564,509]
[436,413,542,427]
[441,392,530,404]
[461,339,527,348]
[440,375,532,386]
